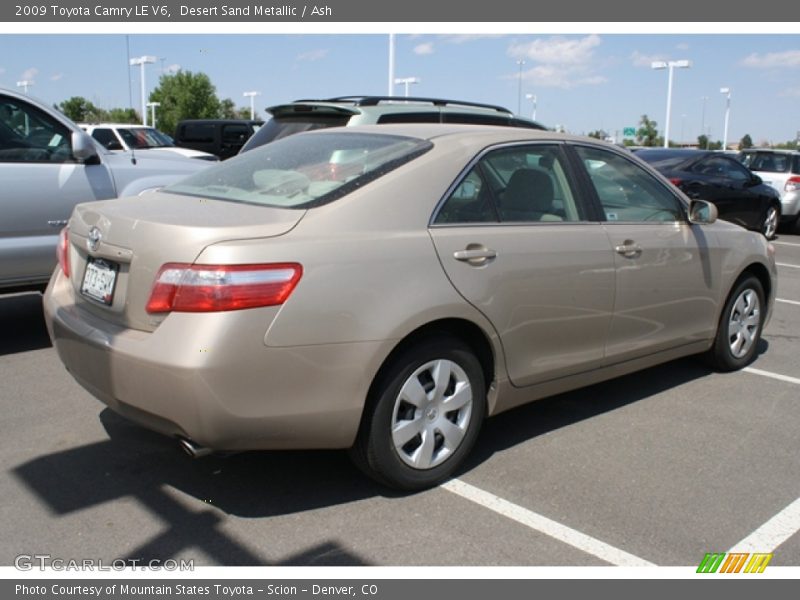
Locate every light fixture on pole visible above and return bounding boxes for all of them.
[651,59,691,148]
[394,77,420,98]
[516,59,526,115]
[720,87,732,151]
[129,55,157,126]
[146,102,161,128]
[243,91,261,120]
[16,80,35,94]
[525,93,537,121]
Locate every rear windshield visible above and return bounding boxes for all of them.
[165,131,431,209]
[240,114,351,153]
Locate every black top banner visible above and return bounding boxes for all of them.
[2,0,799,22]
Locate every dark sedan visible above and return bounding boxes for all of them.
[636,149,781,239]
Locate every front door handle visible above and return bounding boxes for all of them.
[453,245,497,266]
[614,240,642,258]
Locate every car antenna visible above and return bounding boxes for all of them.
[130,144,137,165]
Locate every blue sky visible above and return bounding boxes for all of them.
[1,33,798,144]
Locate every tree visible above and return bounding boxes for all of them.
[636,115,659,147]
[58,96,106,122]
[587,130,607,140]
[697,134,709,150]
[219,98,252,120]
[149,70,222,135]
[738,134,754,150]
[107,108,139,124]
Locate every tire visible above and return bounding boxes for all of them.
[706,275,765,372]
[761,204,780,240]
[350,336,486,491]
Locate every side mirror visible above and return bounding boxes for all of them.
[688,199,718,225]
[71,131,99,163]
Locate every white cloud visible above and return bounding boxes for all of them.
[21,67,38,81]
[741,50,800,69]
[506,35,606,89]
[162,63,181,74]
[414,42,434,56]
[50,73,63,82]
[509,35,602,66]
[296,49,329,62]
[676,43,690,51]
[0,67,5,75]
[441,34,505,45]
[779,87,800,97]
[630,50,668,67]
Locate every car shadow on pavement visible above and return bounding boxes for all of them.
[463,346,768,472]
[12,342,768,566]
[0,293,51,356]
[13,409,379,565]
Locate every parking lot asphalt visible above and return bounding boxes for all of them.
[1,232,798,568]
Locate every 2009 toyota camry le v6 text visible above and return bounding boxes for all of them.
[44,125,777,490]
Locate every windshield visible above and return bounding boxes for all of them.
[117,127,174,149]
[742,152,793,173]
[165,131,432,209]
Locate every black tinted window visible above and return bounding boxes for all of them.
[241,114,351,152]
[180,124,215,142]
[377,112,441,124]
[0,96,72,163]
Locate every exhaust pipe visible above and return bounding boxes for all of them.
[178,437,213,459]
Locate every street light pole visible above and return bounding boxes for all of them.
[394,77,420,97]
[652,59,691,148]
[243,91,261,120]
[516,60,526,115]
[16,80,34,94]
[129,55,156,126]
[388,34,396,96]
[146,102,160,128]
[525,93,537,121]
[720,87,732,151]
[700,96,708,148]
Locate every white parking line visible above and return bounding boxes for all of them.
[777,298,800,306]
[773,241,800,248]
[743,367,800,386]
[441,479,656,566]
[730,497,800,553]
[776,262,800,269]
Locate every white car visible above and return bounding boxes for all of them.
[80,123,219,161]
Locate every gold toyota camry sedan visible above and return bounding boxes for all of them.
[44,125,777,490]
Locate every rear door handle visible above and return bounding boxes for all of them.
[453,246,497,266]
[614,240,642,258]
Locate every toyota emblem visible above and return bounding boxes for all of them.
[87,227,102,252]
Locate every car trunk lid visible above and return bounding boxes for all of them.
[64,190,304,332]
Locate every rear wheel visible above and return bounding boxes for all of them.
[761,204,780,239]
[706,275,765,371]
[351,336,486,490]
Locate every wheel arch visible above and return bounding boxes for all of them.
[364,318,497,418]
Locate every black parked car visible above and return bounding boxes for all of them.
[174,119,263,160]
[636,149,781,239]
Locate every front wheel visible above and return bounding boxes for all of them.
[761,204,780,240]
[350,336,486,491]
[706,275,765,372]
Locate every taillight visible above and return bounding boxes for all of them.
[669,178,683,187]
[785,176,800,192]
[146,263,303,313]
[57,227,70,277]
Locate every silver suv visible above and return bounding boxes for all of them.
[739,149,800,233]
[240,96,546,153]
[0,88,211,293]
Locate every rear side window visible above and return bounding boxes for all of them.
[166,132,432,209]
[90,128,118,149]
[180,124,215,142]
[377,112,441,124]
[435,144,583,224]
[748,153,791,173]
[221,124,251,144]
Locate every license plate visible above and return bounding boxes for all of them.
[81,258,119,305]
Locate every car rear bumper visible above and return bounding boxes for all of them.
[43,270,382,451]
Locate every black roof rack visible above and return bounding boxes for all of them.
[291,96,514,114]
